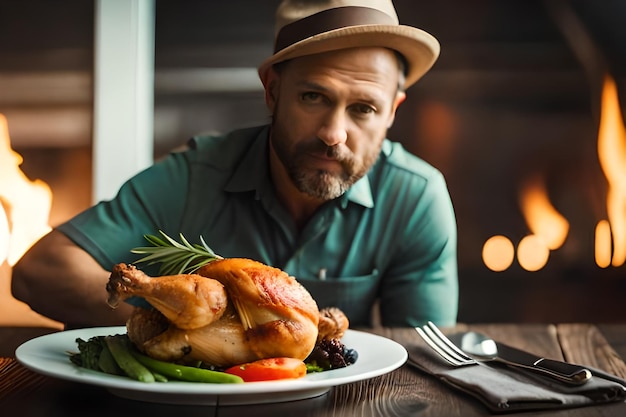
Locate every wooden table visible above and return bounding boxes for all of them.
[1,324,625,416]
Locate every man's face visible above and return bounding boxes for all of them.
[266,47,406,201]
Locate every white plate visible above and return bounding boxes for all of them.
[16,326,407,405]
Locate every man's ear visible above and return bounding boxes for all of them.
[264,68,280,111]
[387,91,406,128]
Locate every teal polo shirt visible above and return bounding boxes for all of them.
[58,125,458,327]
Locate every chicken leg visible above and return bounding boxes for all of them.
[106,263,228,329]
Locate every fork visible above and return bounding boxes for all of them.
[415,321,594,386]
[415,321,477,367]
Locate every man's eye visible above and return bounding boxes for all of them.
[301,92,321,102]
[353,104,375,114]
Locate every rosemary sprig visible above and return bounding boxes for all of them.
[131,230,223,275]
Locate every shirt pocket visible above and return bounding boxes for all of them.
[298,269,379,327]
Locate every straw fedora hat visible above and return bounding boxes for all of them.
[258,0,440,89]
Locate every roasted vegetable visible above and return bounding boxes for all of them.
[305,338,358,371]
[131,350,243,384]
[224,357,306,382]
[104,334,155,382]
[72,337,103,370]
[97,341,123,375]
[70,334,242,384]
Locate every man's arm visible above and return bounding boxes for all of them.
[11,229,133,328]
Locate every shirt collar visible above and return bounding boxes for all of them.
[342,175,373,208]
[224,125,375,208]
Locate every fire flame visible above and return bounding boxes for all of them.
[482,174,569,272]
[0,113,53,265]
[596,75,626,267]
[0,203,9,264]
[0,113,61,328]
[484,75,625,272]
[518,173,569,251]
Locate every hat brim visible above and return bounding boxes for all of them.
[258,24,440,89]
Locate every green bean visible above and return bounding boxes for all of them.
[152,372,169,382]
[105,335,155,383]
[97,340,123,375]
[131,350,244,384]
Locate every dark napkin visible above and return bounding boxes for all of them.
[406,341,626,413]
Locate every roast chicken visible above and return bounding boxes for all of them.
[106,258,347,367]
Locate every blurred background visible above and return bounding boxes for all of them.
[0,0,625,327]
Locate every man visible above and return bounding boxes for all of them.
[12,0,458,329]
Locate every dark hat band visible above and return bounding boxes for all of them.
[274,6,397,53]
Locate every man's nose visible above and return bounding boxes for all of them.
[317,110,348,147]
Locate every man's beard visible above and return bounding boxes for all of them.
[270,117,380,201]
[292,162,352,200]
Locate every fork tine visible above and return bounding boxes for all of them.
[422,325,471,364]
[416,325,474,366]
[415,327,464,365]
[425,321,474,362]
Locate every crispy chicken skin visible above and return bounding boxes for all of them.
[107,263,228,329]
[127,305,257,366]
[317,307,350,342]
[197,258,320,359]
[107,258,322,367]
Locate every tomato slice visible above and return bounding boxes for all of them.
[224,357,307,382]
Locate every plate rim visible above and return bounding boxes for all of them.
[15,326,407,402]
